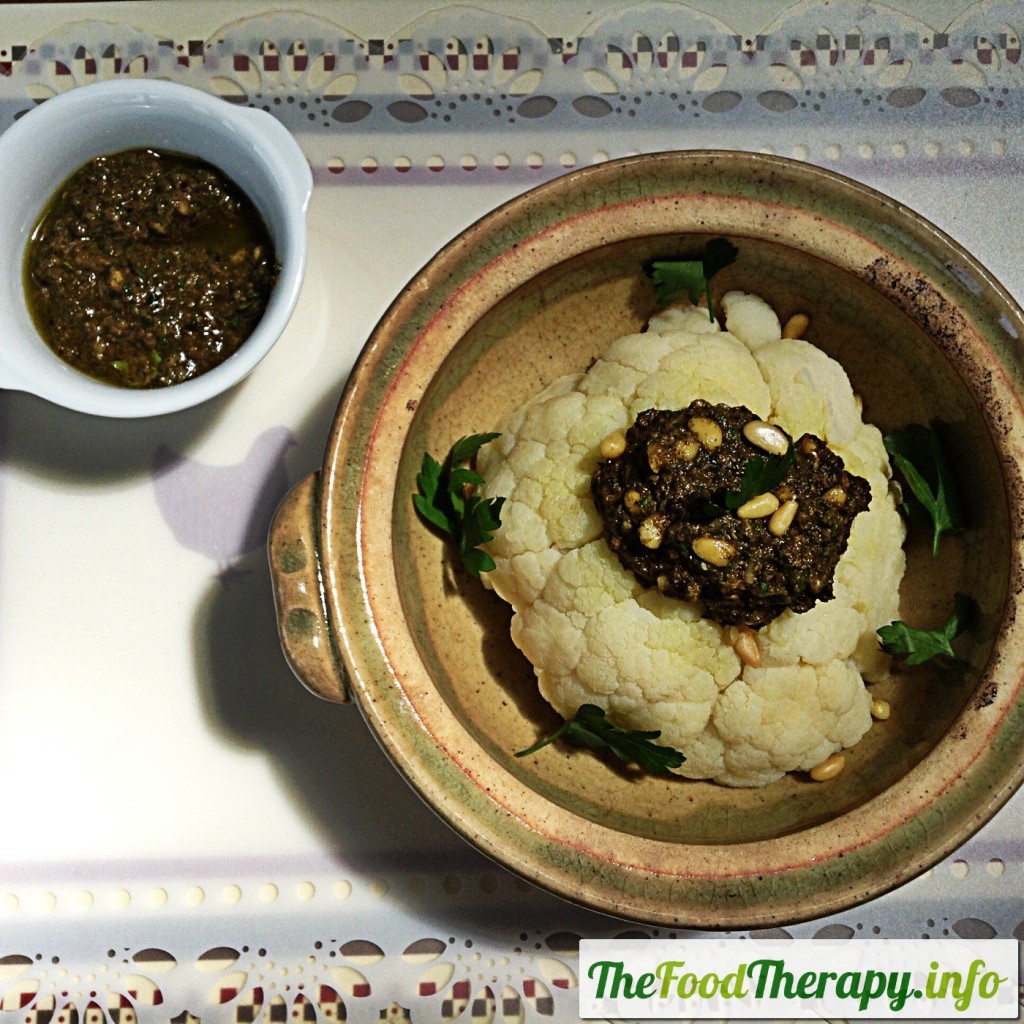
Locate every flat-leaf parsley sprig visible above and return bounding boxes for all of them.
[883,424,965,556]
[413,433,505,578]
[877,594,973,666]
[646,237,739,322]
[516,704,686,773]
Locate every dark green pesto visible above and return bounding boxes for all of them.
[25,148,279,388]
[591,401,871,628]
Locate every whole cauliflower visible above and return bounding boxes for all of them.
[477,292,906,787]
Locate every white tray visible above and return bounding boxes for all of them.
[0,2,1020,1021]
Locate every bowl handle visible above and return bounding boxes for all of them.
[269,471,351,704]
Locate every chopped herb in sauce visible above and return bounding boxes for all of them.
[24,148,279,389]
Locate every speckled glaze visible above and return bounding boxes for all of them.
[270,151,1024,928]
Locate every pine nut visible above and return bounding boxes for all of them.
[647,440,664,472]
[600,430,626,459]
[692,536,735,566]
[782,312,809,339]
[736,491,780,519]
[809,753,845,782]
[871,699,891,721]
[676,438,701,462]
[743,419,790,456]
[822,485,847,507]
[768,498,798,536]
[733,628,762,668]
[689,416,723,449]
[623,489,643,513]
[638,515,668,549]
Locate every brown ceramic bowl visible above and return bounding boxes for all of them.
[269,151,1024,928]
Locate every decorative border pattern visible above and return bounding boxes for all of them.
[0,928,580,1024]
[0,1,1021,177]
[2,861,1022,1024]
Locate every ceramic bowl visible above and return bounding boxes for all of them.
[270,151,1024,928]
[0,79,312,417]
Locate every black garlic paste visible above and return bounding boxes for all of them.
[591,401,871,628]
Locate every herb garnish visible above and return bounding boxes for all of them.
[883,424,965,556]
[515,703,686,772]
[877,594,972,665]
[704,448,795,519]
[413,433,505,578]
[647,237,739,322]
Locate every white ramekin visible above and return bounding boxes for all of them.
[0,79,313,417]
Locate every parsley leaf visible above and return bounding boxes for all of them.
[515,704,686,773]
[729,448,794,509]
[647,237,738,321]
[705,448,795,518]
[413,433,505,578]
[877,594,973,665]
[649,261,707,309]
[413,452,451,532]
[884,425,965,556]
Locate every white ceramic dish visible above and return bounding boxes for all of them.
[0,79,312,417]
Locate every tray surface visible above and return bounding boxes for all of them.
[0,2,1021,1021]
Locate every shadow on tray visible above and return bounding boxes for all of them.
[187,381,617,934]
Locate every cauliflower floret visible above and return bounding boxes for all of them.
[647,305,723,335]
[526,543,738,750]
[630,332,772,420]
[754,337,861,446]
[722,290,782,349]
[724,290,859,445]
[712,661,870,787]
[479,294,906,786]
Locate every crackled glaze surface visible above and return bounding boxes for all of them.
[321,150,1024,927]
